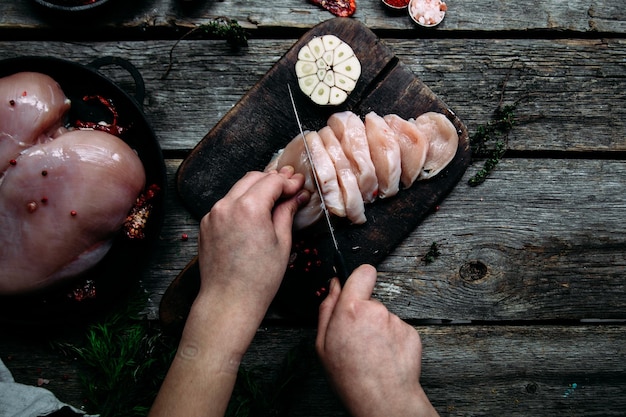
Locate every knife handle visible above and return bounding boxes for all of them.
[333,249,349,285]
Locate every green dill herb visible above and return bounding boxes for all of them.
[422,242,441,265]
[55,289,317,417]
[55,293,177,417]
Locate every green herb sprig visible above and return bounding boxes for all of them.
[55,293,176,417]
[162,17,248,80]
[422,241,441,265]
[467,103,516,187]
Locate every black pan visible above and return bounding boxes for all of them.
[0,56,166,331]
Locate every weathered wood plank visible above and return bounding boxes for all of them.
[0,38,624,153]
[1,0,624,34]
[2,324,625,416]
[139,157,626,322]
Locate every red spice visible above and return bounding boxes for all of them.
[181,233,189,241]
[9,159,16,166]
[70,210,77,216]
[73,95,127,136]
[384,0,409,8]
[41,197,48,204]
[21,91,27,97]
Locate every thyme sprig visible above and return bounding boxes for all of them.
[422,241,441,265]
[467,103,516,186]
[162,17,248,80]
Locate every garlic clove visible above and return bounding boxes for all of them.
[298,74,320,96]
[308,37,325,59]
[329,87,348,105]
[310,82,331,105]
[321,34,342,51]
[297,45,316,62]
[333,56,361,80]
[295,60,317,78]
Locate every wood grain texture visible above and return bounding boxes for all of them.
[140,156,626,323]
[0,38,623,153]
[1,0,625,34]
[1,1,625,415]
[2,324,625,416]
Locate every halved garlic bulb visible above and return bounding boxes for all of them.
[295,35,361,106]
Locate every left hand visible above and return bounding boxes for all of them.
[197,165,310,311]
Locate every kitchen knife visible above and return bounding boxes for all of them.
[288,84,349,284]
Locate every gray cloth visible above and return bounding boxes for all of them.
[0,359,98,417]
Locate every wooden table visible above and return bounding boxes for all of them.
[1,0,625,415]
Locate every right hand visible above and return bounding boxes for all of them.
[316,264,439,417]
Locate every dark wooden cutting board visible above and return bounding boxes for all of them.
[162,17,471,332]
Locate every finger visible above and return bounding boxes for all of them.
[272,189,310,240]
[224,171,268,200]
[316,277,341,353]
[341,264,378,301]
[234,169,303,216]
[225,166,297,201]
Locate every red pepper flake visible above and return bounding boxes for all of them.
[9,159,16,166]
[123,184,160,240]
[181,233,189,241]
[41,197,48,204]
[70,210,77,216]
[73,95,128,136]
[21,91,27,97]
[68,279,97,301]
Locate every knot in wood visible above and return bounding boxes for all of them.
[459,260,488,282]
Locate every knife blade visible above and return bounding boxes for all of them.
[287,84,349,284]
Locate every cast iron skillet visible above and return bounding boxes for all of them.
[0,56,166,330]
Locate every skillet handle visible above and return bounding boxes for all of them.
[87,56,146,108]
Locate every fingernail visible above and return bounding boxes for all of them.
[279,165,295,175]
[296,189,310,206]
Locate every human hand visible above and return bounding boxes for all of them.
[197,166,310,313]
[316,265,439,417]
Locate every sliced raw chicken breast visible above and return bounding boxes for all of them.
[265,131,321,230]
[411,112,459,180]
[364,112,401,198]
[306,130,346,218]
[318,126,366,224]
[384,114,428,188]
[327,111,378,203]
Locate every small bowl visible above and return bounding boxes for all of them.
[32,0,111,13]
[408,0,447,27]
[382,0,410,11]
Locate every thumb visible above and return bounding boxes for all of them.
[316,277,341,353]
[272,189,310,238]
[342,264,378,301]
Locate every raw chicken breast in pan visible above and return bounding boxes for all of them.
[0,129,146,294]
[0,72,71,164]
